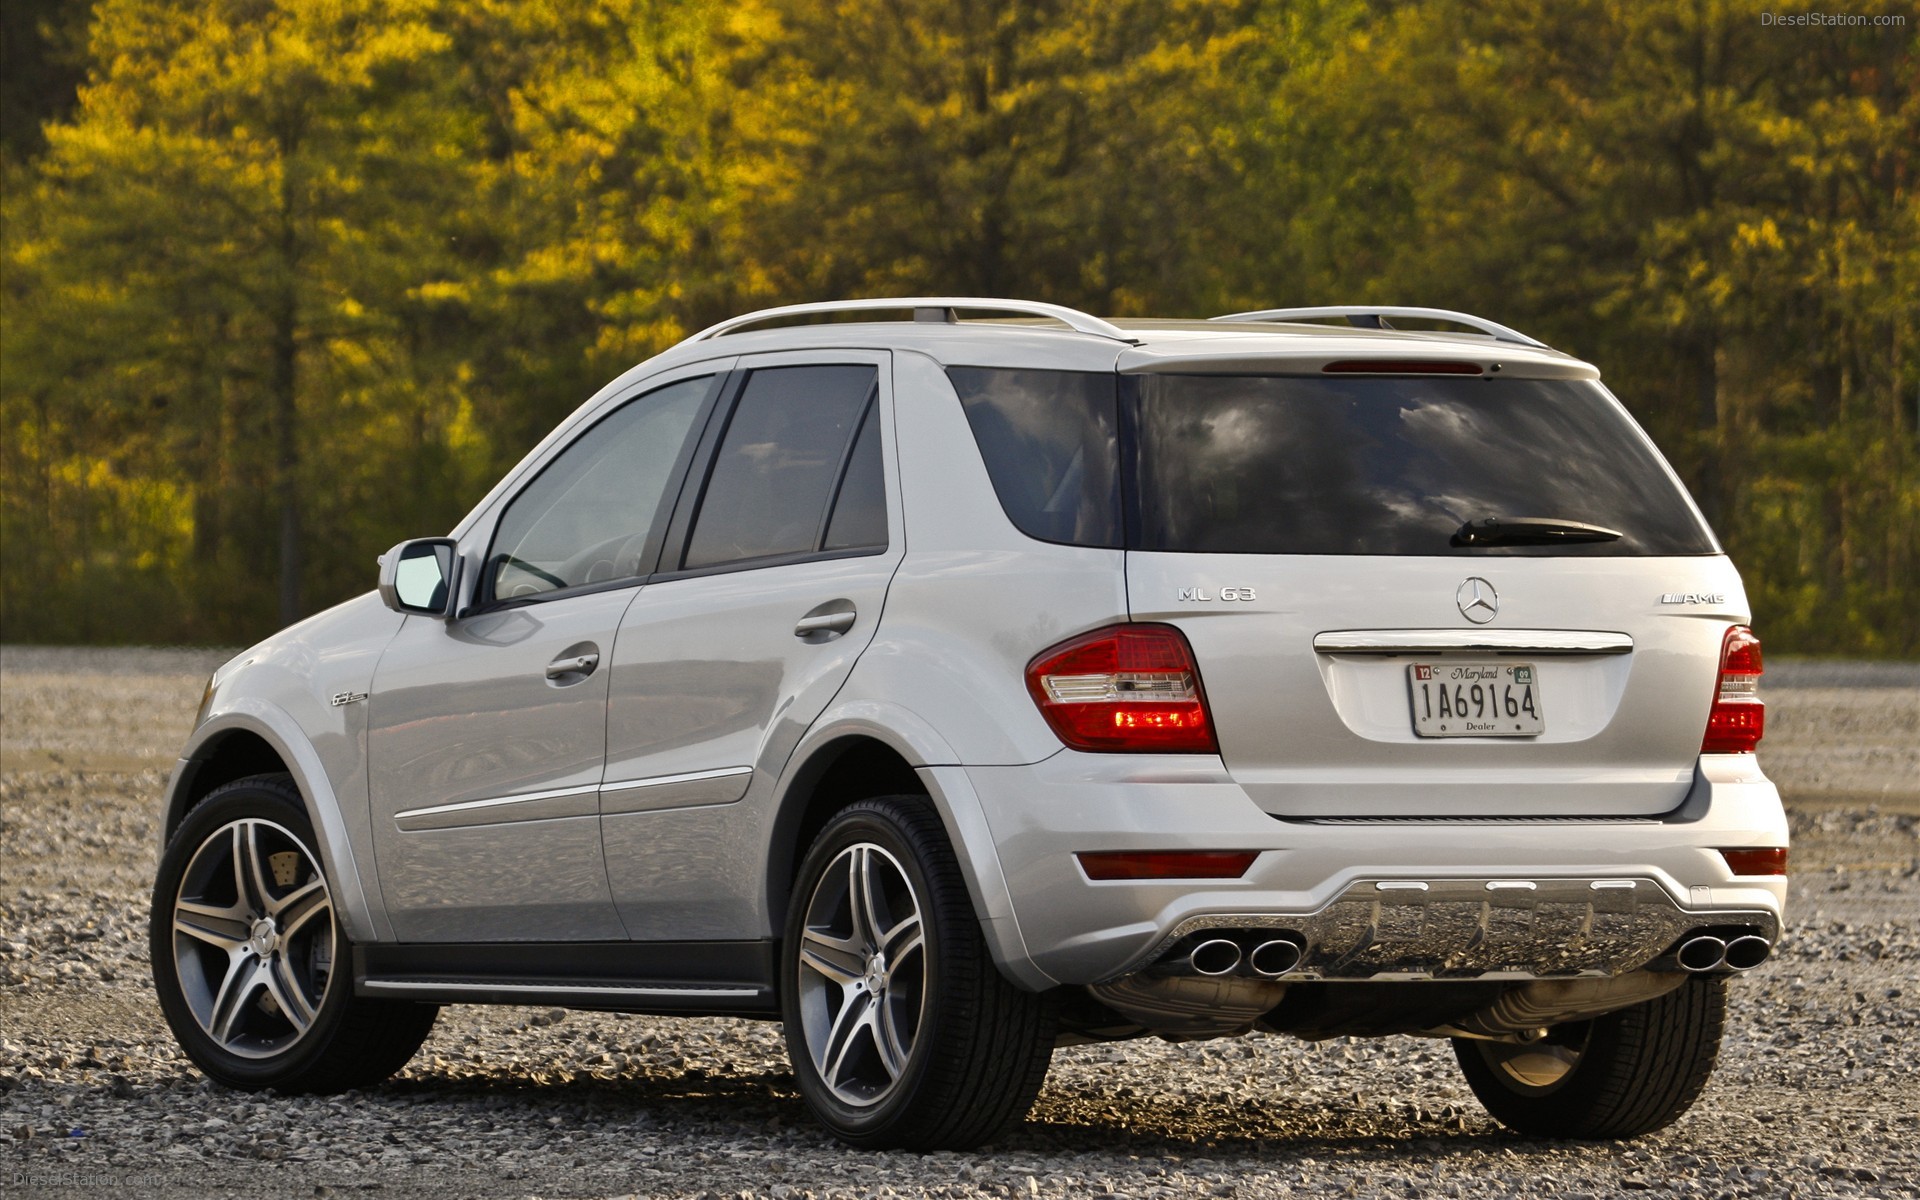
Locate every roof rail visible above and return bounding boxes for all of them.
[683,297,1138,345]
[1211,306,1550,349]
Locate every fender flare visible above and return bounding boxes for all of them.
[168,701,389,943]
[771,699,1055,990]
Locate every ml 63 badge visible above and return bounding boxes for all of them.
[1408,662,1543,737]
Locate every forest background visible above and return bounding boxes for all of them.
[2,0,1915,654]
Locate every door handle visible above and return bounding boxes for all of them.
[545,652,599,679]
[795,603,857,641]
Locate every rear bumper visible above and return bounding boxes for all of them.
[939,752,1787,986]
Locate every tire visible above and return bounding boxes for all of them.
[1453,975,1728,1139]
[150,774,439,1093]
[780,796,1056,1149]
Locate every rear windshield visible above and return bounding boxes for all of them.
[1126,374,1716,556]
[949,367,1715,556]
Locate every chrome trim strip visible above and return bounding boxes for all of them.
[395,783,602,823]
[600,766,753,793]
[1313,629,1634,656]
[360,980,762,1000]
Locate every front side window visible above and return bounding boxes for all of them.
[488,376,712,600]
[683,365,880,569]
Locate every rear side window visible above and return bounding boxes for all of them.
[948,367,1122,548]
[823,403,887,551]
[1125,375,1715,556]
[684,365,879,569]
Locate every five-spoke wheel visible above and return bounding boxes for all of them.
[170,817,335,1058]
[794,842,928,1107]
[780,796,1057,1149]
[151,774,439,1093]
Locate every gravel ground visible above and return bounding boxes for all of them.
[1,648,1916,1199]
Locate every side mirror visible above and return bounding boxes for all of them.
[378,538,460,617]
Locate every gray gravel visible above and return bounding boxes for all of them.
[2,649,1917,1198]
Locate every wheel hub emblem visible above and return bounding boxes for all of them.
[863,954,887,994]
[249,917,280,957]
[1457,577,1499,624]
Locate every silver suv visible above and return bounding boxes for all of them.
[151,298,1787,1149]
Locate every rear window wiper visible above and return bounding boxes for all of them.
[1452,516,1623,547]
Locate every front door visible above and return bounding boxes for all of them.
[367,369,721,941]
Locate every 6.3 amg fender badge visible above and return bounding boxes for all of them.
[330,691,368,707]
[1456,577,1498,624]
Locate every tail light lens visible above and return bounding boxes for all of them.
[1702,625,1764,753]
[1025,623,1218,753]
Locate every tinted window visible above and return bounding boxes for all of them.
[948,367,1121,548]
[487,376,711,600]
[823,402,887,551]
[1127,375,1715,556]
[684,365,877,569]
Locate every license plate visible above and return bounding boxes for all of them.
[1407,662,1543,737]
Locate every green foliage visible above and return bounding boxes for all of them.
[1,0,1914,652]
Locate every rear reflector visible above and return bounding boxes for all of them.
[1026,623,1218,753]
[1322,360,1483,375]
[1077,851,1259,881]
[1702,625,1765,753]
[1719,847,1788,876]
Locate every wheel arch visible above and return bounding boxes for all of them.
[166,704,387,942]
[765,705,1052,990]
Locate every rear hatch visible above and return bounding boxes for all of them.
[1119,366,1740,818]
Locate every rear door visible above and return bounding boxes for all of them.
[600,351,902,938]
[1121,369,1740,818]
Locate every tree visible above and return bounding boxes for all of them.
[1231,0,1919,652]
[3,0,494,639]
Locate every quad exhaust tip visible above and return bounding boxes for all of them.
[1675,932,1773,972]
[1677,935,1728,971]
[1247,938,1305,977]
[1723,934,1773,970]
[1188,938,1243,976]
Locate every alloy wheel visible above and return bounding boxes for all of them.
[170,818,335,1059]
[794,842,928,1107]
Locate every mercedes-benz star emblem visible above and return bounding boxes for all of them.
[1456,577,1499,624]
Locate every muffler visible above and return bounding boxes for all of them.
[1247,937,1305,978]
[1676,934,1728,972]
[1722,934,1773,970]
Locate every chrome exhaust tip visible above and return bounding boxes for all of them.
[1247,938,1304,977]
[1677,934,1728,972]
[1722,934,1773,970]
[1189,938,1244,976]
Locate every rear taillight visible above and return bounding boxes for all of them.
[1702,625,1764,754]
[1025,623,1218,753]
